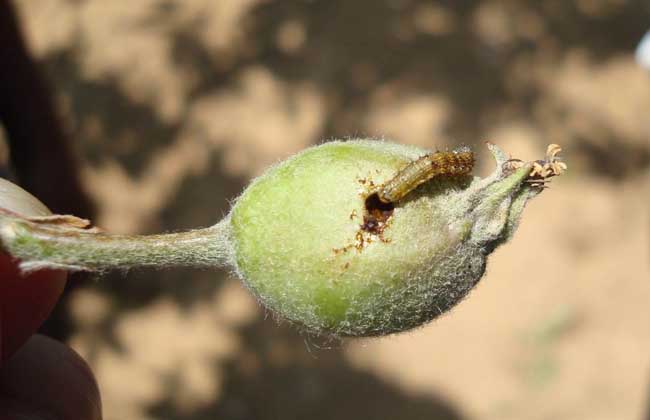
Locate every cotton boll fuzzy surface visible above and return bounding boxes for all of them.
[0,139,559,339]
[230,140,541,337]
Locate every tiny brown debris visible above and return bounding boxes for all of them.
[333,183,396,256]
[357,176,377,189]
[332,244,355,255]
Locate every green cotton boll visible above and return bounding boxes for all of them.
[230,139,540,337]
[0,140,562,338]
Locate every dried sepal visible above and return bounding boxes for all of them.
[503,143,567,188]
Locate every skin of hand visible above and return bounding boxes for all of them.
[0,179,102,420]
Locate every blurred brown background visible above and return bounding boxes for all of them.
[2,0,649,419]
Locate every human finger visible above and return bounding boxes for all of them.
[0,334,102,420]
[0,178,67,364]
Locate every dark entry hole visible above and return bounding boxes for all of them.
[361,193,394,233]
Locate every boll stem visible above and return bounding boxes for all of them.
[0,210,233,272]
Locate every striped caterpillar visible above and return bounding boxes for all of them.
[377,149,475,204]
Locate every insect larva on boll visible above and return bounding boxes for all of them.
[0,140,566,337]
[377,149,475,203]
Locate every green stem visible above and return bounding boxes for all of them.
[0,213,232,272]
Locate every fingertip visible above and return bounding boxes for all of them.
[0,255,67,364]
[0,178,68,363]
[0,335,102,420]
[0,397,58,420]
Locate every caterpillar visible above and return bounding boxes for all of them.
[377,149,475,203]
